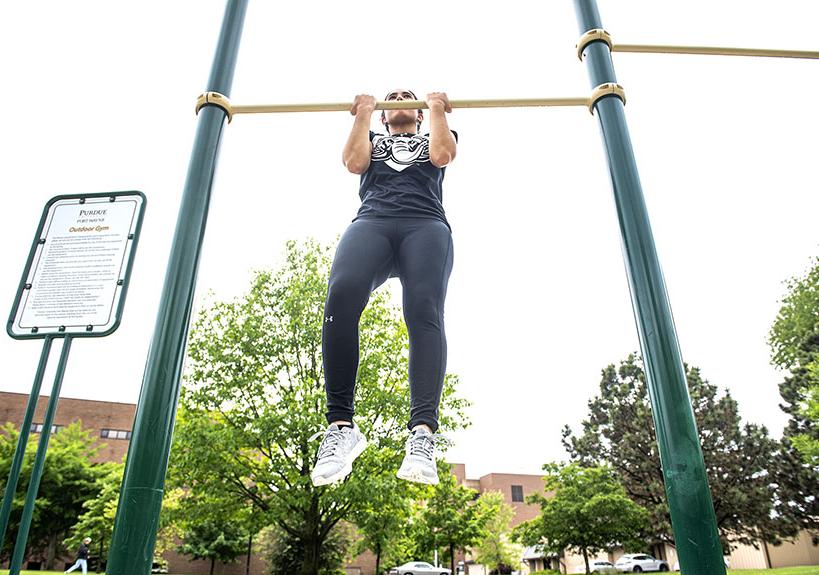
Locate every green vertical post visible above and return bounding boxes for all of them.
[573,1,725,573]
[9,336,73,575]
[0,337,53,549]
[106,2,248,574]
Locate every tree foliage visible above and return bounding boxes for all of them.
[769,256,819,369]
[0,422,102,568]
[414,466,483,575]
[64,462,123,568]
[178,518,249,575]
[562,354,790,549]
[348,453,422,575]
[63,461,182,570]
[768,256,819,541]
[473,491,520,575]
[257,522,351,575]
[513,464,648,575]
[769,256,819,462]
[169,239,469,575]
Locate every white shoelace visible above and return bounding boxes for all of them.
[310,427,348,460]
[407,432,450,460]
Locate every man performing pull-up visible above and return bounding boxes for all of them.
[311,89,457,486]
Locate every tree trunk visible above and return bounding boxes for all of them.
[450,543,455,575]
[301,535,321,575]
[245,532,253,575]
[45,532,58,570]
[582,547,590,575]
[375,542,382,575]
[97,532,105,573]
[210,557,216,575]
[300,494,323,575]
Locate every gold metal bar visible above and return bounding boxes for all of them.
[230,97,589,115]
[612,43,819,60]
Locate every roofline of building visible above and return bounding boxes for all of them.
[0,390,138,408]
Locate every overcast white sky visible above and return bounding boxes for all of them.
[1,1,817,478]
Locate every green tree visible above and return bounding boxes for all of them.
[64,461,182,571]
[768,256,819,542]
[168,481,258,575]
[348,452,421,575]
[64,462,123,570]
[178,517,249,575]
[473,491,520,575]
[415,466,483,575]
[0,422,102,568]
[257,522,351,575]
[562,354,793,549]
[513,464,648,575]
[769,257,819,462]
[169,239,469,575]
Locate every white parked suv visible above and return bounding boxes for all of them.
[615,554,669,572]
[389,562,452,575]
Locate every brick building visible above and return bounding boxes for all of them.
[2,391,817,575]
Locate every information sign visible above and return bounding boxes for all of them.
[7,191,146,339]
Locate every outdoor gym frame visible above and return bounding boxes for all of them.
[53,1,812,574]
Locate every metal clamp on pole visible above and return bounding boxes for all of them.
[195,91,234,122]
[577,28,613,60]
[588,82,626,114]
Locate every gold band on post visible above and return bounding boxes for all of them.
[577,29,613,61]
[588,82,626,114]
[195,91,233,122]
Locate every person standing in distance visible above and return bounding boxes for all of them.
[311,89,457,486]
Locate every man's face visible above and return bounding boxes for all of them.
[382,88,422,130]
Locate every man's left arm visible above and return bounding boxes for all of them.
[426,92,457,167]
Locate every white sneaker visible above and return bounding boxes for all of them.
[397,427,443,485]
[310,423,368,486]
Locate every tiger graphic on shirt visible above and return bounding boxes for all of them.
[371,134,430,172]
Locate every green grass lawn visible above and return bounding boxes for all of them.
[727,569,819,575]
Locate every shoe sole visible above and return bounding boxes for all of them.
[311,435,368,486]
[397,464,439,485]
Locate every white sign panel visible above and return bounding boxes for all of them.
[8,192,145,338]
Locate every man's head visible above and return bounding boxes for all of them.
[381,88,423,134]
[83,537,92,544]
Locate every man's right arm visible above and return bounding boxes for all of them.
[342,94,375,174]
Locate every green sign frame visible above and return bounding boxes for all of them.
[7,191,146,340]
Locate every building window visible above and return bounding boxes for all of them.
[100,428,132,440]
[30,423,62,434]
[511,485,524,502]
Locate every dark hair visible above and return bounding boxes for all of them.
[381,89,422,133]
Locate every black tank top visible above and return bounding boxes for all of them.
[355,130,457,229]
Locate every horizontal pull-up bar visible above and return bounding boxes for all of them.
[232,97,588,114]
[577,29,819,61]
[195,84,626,122]
[613,44,819,60]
